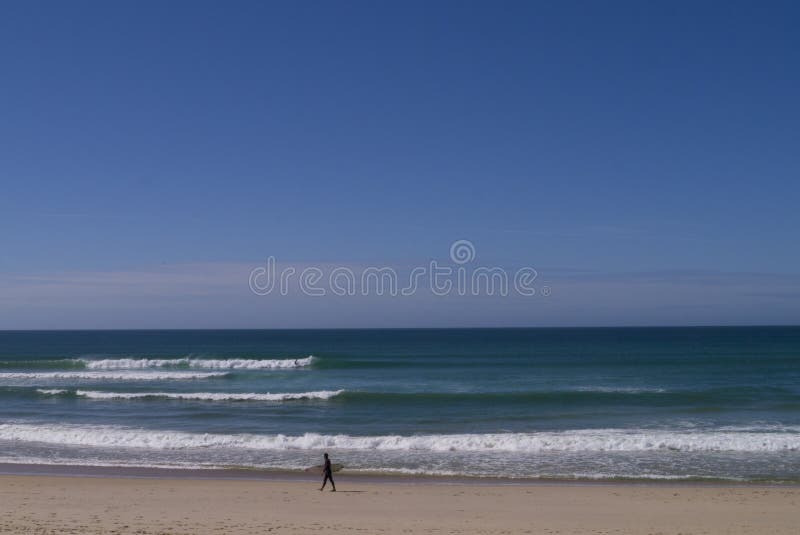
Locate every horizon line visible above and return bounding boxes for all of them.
[1,324,799,333]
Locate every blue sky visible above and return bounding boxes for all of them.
[1,1,799,328]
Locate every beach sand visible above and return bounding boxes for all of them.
[0,474,798,534]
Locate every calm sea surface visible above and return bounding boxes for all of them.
[0,327,798,481]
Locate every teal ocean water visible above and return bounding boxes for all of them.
[0,328,798,481]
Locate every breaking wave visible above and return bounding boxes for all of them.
[80,356,315,370]
[0,424,797,453]
[0,371,228,381]
[71,390,343,401]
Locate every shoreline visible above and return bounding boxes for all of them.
[0,461,797,488]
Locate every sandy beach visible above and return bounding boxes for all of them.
[0,473,798,534]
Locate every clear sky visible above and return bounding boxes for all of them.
[1,1,799,328]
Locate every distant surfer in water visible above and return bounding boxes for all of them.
[319,452,336,492]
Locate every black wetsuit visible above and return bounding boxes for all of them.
[321,458,336,490]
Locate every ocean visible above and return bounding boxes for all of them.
[0,327,798,482]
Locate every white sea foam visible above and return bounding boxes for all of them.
[0,456,763,482]
[572,386,668,394]
[344,468,742,481]
[72,390,344,401]
[81,358,189,369]
[0,424,796,453]
[187,357,315,369]
[36,389,68,395]
[80,356,315,370]
[0,371,227,381]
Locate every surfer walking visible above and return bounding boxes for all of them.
[319,452,336,492]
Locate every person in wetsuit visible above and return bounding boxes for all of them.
[319,452,336,492]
